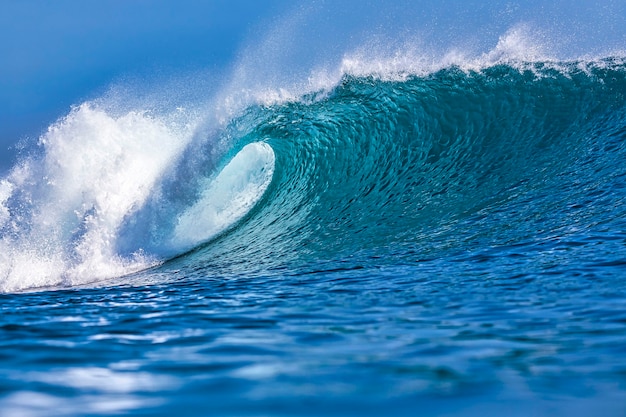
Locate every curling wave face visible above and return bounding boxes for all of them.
[168,57,626,278]
[1,51,626,292]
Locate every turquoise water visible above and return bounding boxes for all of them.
[1,51,626,416]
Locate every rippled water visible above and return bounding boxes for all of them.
[1,260,625,416]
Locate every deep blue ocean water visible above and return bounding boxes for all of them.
[1,18,626,416]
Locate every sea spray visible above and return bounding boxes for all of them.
[0,104,195,291]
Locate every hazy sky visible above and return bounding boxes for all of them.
[1,0,624,171]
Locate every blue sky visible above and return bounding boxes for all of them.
[1,0,625,171]
[0,0,291,167]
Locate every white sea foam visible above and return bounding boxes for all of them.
[0,103,196,292]
[0,94,278,292]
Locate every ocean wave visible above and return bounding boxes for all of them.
[1,32,625,292]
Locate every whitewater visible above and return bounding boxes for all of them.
[1,15,626,417]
